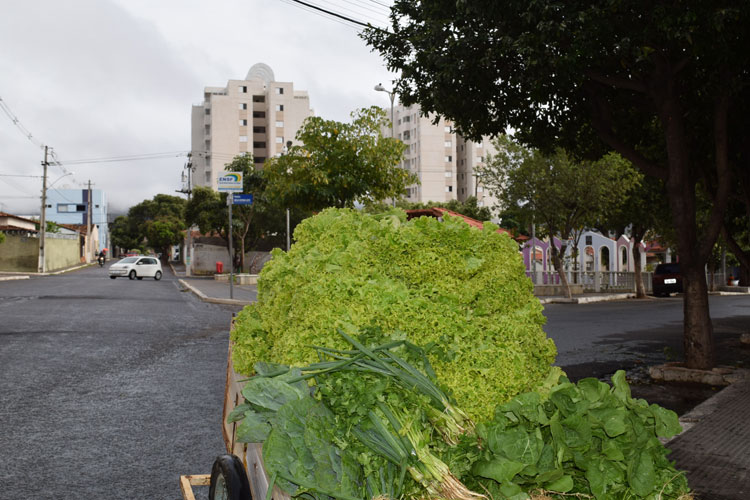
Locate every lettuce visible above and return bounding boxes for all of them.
[232,208,557,420]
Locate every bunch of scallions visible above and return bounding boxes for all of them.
[289,329,485,500]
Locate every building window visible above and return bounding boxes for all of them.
[585,235,593,245]
[239,119,248,126]
[253,142,267,148]
[444,141,452,147]
[253,95,265,102]
[477,156,484,163]
[239,86,247,93]
[239,136,248,142]
[253,111,266,118]
[477,186,484,193]
[445,171,452,177]
[477,200,484,207]
[276,87,284,94]
[205,109,210,115]
[276,137,283,143]
[205,171,211,183]
[239,103,247,110]
[253,126,266,133]
[276,104,284,111]
[445,186,453,192]
[254,156,266,164]
[445,155,452,162]
[275,121,284,128]
[444,126,452,133]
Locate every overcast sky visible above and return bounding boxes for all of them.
[0,0,395,215]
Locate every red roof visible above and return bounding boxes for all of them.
[404,207,527,241]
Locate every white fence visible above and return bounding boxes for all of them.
[527,270,733,293]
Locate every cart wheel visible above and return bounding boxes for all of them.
[209,454,252,500]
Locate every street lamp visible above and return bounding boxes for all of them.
[374,83,395,139]
[375,83,397,206]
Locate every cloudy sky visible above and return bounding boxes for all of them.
[0,0,395,215]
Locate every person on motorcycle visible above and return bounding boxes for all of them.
[97,249,106,266]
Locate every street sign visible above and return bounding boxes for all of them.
[217,172,243,192]
[232,194,254,205]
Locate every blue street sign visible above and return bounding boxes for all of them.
[232,193,254,205]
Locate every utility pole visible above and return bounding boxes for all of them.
[37,146,49,273]
[87,180,93,262]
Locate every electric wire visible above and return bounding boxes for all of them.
[280,0,390,31]
[277,0,360,30]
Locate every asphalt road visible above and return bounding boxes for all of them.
[544,294,750,380]
[0,264,242,500]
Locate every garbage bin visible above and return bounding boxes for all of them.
[216,261,224,274]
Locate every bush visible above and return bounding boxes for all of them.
[232,208,556,420]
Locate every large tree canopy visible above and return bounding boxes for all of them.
[364,2,749,369]
[263,107,414,212]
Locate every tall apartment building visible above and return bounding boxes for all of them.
[191,63,313,190]
[390,104,499,211]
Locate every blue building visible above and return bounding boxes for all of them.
[45,189,109,253]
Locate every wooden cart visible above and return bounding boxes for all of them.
[180,342,290,500]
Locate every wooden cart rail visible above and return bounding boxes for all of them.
[179,474,210,500]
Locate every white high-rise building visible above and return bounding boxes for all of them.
[388,103,499,210]
[191,63,313,190]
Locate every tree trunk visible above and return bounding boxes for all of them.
[682,264,715,369]
[551,243,572,299]
[633,244,646,298]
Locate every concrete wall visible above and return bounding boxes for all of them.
[46,236,81,270]
[0,233,79,272]
[0,234,38,271]
[191,242,272,275]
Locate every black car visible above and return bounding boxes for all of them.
[652,263,682,296]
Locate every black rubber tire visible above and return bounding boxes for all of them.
[154,270,162,281]
[110,276,116,280]
[129,270,136,280]
[208,454,252,500]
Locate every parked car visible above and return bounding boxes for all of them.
[652,263,682,296]
[109,256,163,281]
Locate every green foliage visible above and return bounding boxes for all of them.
[120,194,187,254]
[231,208,556,421]
[471,371,689,499]
[0,232,5,244]
[479,135,639,241]
[109,215,141,252]
[263,107,414,211]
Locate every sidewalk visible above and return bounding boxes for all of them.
[170,262,257,306]
[667,371,750,499]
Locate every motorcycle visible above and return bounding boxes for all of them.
[97,255,105,267]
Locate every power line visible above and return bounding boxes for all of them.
[0,96,46,150]
[280,0,388,30]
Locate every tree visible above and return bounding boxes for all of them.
[109,215,141,253]
[600,175,671,298]
[263,107,414,212]
[124,194,187,257]
[479,136,638,299]
[363,3,748,369]
[0,232,5,244]
[186,157,304,271]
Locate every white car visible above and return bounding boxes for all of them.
[108,256,163,281]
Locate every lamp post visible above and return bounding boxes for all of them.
[374,83,397,206]
[374,83,395,138]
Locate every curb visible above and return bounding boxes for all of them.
[540,293,634,304]
[178,278,251,306]
[0,263,93,278]
[0,275,30,281]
